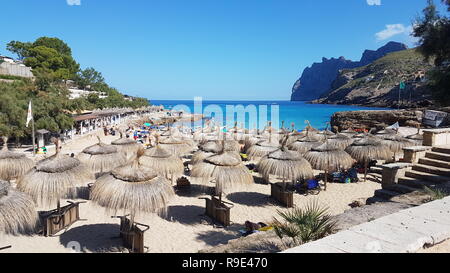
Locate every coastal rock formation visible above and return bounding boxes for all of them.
[330,109,423,132]
[315,49,434,107]
[291,42,408,101]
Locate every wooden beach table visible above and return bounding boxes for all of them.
[113,215,149,253]
[270,182,294,208]
[201,196,234,227]
[39,201,85,237]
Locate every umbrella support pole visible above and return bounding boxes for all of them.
[324,171,328,191]
[364,161,368,182]
[39,201,85,237]
[201,195,233,227]
[0,246,12,251]
[113,215,149,253]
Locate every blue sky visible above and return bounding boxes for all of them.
[0,0,447,100]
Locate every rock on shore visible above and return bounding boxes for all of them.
[330,109,423,131]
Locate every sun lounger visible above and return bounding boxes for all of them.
[270,183,294,208]
[112,215,149,253]
[39,201,85,237]
[200,196,234,227]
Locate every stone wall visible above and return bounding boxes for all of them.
[0,62,34,78]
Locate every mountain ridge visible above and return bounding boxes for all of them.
[291,41,408,101]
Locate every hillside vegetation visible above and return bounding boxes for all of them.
[314,49,434,107]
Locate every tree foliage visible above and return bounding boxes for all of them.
[2,36,150,142]
[413,0,450,105]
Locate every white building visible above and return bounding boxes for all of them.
[68,88,108,100]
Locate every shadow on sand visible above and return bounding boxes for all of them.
[59,224,124,253]
[226,192,273,207]
[166,205,206,225]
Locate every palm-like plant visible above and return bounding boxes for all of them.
[272,201,337,247]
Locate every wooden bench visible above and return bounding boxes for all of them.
[39,201,85,237]
[113,215,150,253]
[201,196,234,227]
[270,183,294,208]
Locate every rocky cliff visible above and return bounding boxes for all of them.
[314,49,434,107]
[291,42,408,101]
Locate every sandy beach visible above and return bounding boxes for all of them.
[1,129,382,253]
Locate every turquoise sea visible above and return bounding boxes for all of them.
[151,100,388,130]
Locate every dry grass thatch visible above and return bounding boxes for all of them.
[78,140,128,174]
[288,135,323,154]
[191,152,253,194]
[0,140,35,181]
[159,136,193,157]
[17,153,94,207]
[111,137,142,161]
[304,143,354,172]
[139,145,184,179]
[0,181,39,235]
[381,135,415,153]
[327,133,354,150]
[258,148,313,181]
[247,140,280,160]
[345,137,393,163]
[91,161,175,217]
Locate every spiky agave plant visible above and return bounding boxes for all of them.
[272,201,337,247]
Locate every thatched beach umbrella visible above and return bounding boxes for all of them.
[304,143,354,190]
[345,136,392,181]
[327,133,354,150]
[0,181,38,235]
[158,136,192,157]
[258,138,314,186]
[317,129,336,141]
[192,141,223,165]
[0,137,34,181]
[111,135,142,161]
[139,143,184,183]
[340,128,357,137]
[247,139,280,160]
[380,134,414,161]
[288,134,323,155]
[91,151,175,224]
[375,128,398,139]
[78,137,128,175]
[191,147,253,198]
[17,141,94,208]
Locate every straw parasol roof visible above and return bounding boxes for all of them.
[192,141,223,165]
[288,134,323,154]
[258,147,314,182]
[247,139,280,160]
[375,128,398,139]
[78,137,128,174]
[111,136,142,161]
[191,150,253,195]
[0,181,38,235]
[304,143,354,173]
[345,136,392,163]
[91,151,175,218]
[158,136,193,157]
[316,129,336,141]
[17,142,94,208]
[380,135,415,154]
[327,133,354,150]
[0,137,35,181]
[139,145,184,181]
